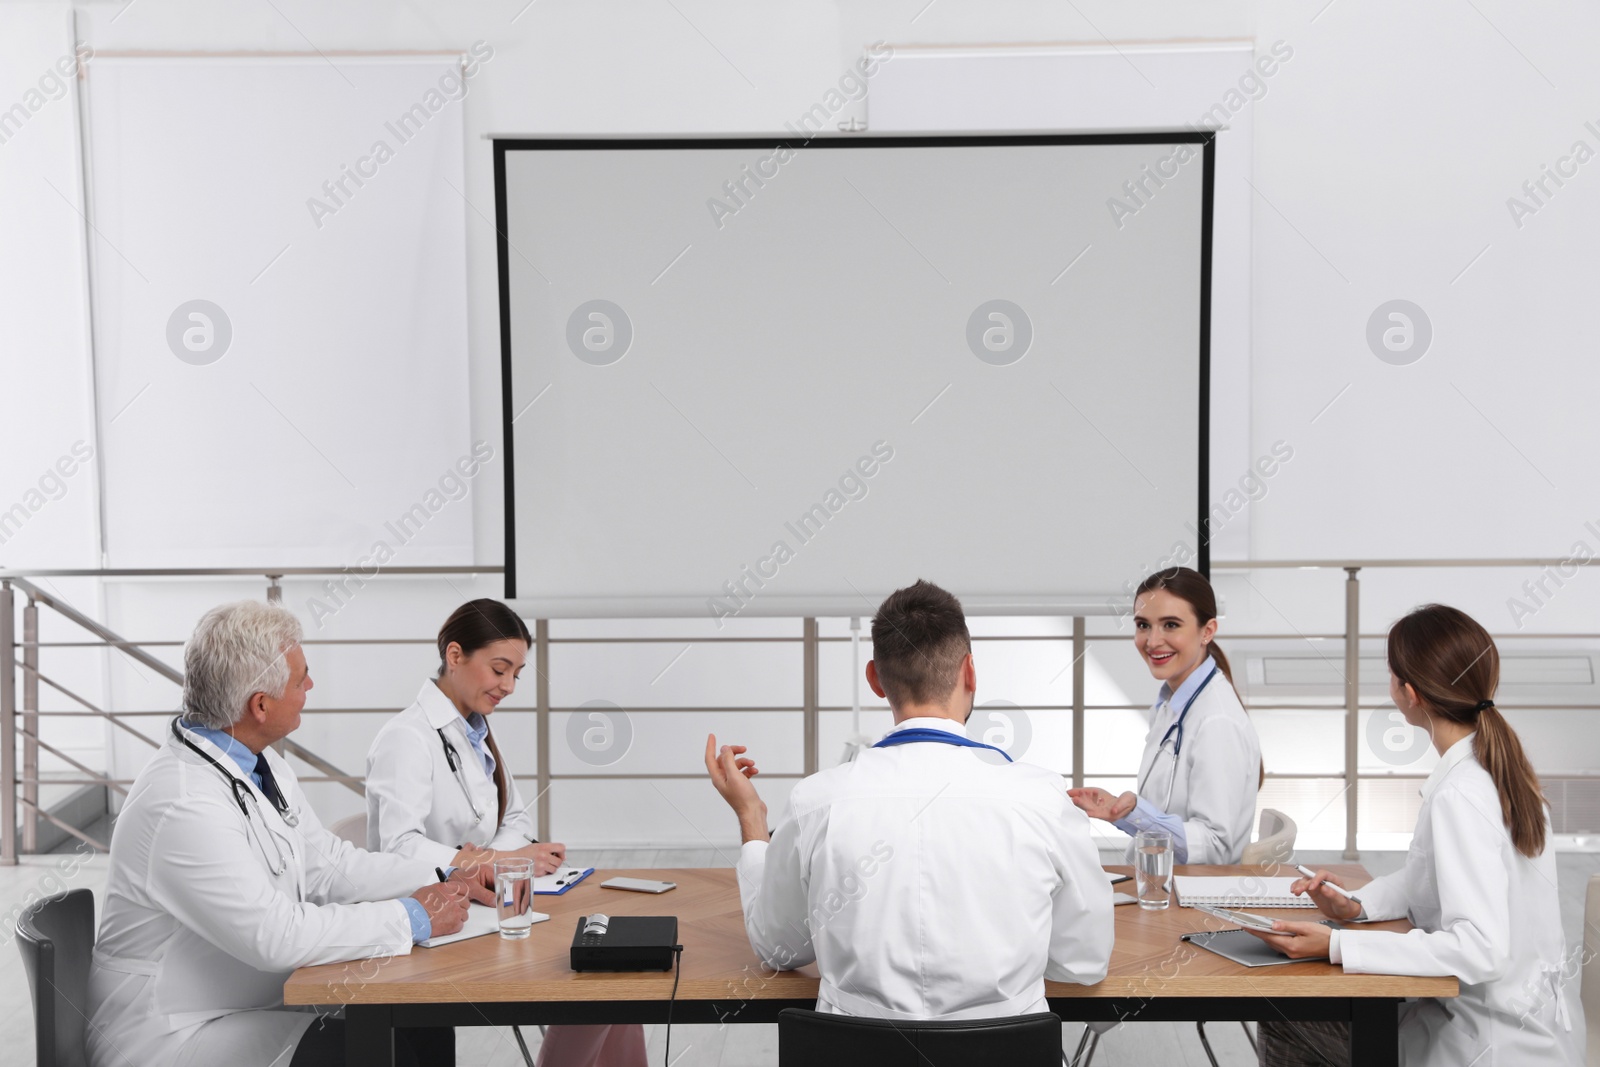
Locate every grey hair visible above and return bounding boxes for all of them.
[180,601,304,730]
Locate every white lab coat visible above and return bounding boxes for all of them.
[86,726,436,1067]
[365,680,536,868]
[1332,735,1584,1066]
[738,717,1114,1020]
[1127,667,1261,864]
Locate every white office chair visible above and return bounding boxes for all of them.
[1583,874,1600,1066]
[1240,808,1296,867]
[328,813,368,848]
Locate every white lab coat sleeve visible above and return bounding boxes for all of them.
[365,724,460,870]
[293,795,435,906]
[736,815,815,972]
[1176,716,1258,865]
[144,793,413,972]
[489,773,537,848]
[1044,795,1114,985]
[1348,868,1410,922]
[1339,784,1513,983]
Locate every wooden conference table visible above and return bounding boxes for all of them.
[283,864,1456,1066]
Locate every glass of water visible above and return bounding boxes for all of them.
[495,857,536,938]
[1135,830,1173,911]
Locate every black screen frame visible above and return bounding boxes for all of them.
[492,131,1217,600]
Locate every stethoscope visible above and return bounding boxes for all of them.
[437,727,488,824]
[1135,659,1220,810]
[171,717,298,877]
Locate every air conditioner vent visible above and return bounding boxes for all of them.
[1547,778,1600,834]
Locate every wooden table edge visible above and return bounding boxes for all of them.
[284,865,1459,1006]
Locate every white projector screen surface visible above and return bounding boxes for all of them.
[497,135,1210,617]
[87,56,475,567]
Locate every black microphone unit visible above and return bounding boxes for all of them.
[569,914,679,971]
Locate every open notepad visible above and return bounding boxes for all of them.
[419,903,550,948]
[1174,876,1318,909]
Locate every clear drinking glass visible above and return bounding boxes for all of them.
[1135,830,1173,911]
[495,857,536,938]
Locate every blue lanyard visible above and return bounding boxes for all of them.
[872,727,1013,762]
[1155,663,1220,759]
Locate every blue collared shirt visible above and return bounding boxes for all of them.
[463,712,496,778]
[180,721,433,943]
[1111,656,1219,863]
[185,723,258,783]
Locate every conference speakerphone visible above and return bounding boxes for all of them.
[570,913,679,971]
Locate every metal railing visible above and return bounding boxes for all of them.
[3,559,1596,864]
[0,567,500,862]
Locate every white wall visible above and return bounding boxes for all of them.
[0,3,109,789]
[7,0,1600,848]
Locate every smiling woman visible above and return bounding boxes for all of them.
[364,599,646,1067]
[1068,566,1263,866]
[365,599,554,872]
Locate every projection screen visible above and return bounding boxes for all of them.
[495,133,1214,618]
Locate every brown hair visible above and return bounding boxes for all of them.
[436,599,532,827]
[1135,567,1262,787]
[1134,567,1237,693]
[1387,604,1545,859]
[871,580,971,708]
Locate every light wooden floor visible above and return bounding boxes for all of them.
[3,848,1594,1066]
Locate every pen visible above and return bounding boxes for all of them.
[1295,864,1361,904]
[435,866,449,883]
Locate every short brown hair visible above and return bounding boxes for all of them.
[871,580,971,708]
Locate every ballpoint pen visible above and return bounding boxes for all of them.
[1295,864,1362,904]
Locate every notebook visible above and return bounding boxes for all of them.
[1173,875,1317,908]
[419,903,549,948]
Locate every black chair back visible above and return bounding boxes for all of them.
[778,1007,1062,1066]
[15,888,95,1067]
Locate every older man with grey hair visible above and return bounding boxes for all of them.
[86,600,493,1067]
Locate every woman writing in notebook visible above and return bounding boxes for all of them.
[1067,567,1263,864]
[1247,604,1582,1066]
[366,599,646,1067]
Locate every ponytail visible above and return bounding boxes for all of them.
[1207,640,1236,691]
[1205,641,1265,787]
[483,727,511,828]
[1388,604,1546,859]
[1473,704,1546,859]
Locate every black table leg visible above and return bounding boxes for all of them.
[346,1004,395,1067]
[1349,997,1400,1066]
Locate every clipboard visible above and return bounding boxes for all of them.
[535,866,595,895]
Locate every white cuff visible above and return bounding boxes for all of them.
[1328,930,1342,965]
